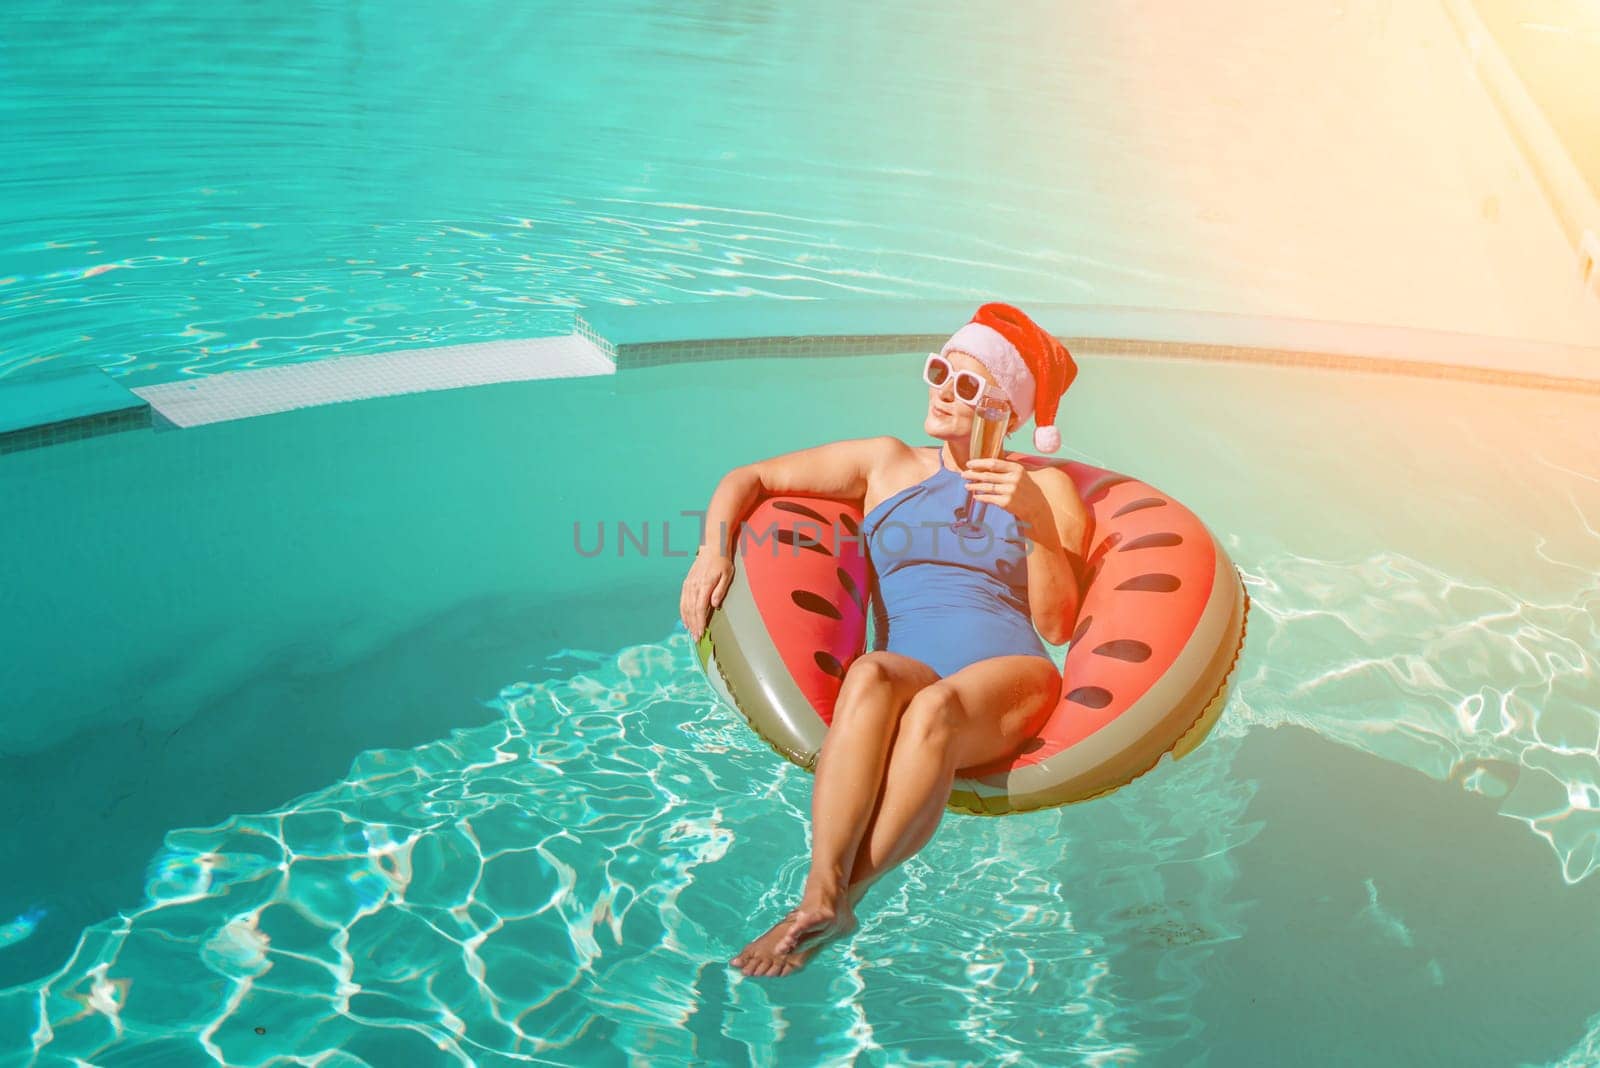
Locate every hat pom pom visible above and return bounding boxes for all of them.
[1034,425,1061,453]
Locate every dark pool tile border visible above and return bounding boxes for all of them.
[0,404,153,455]
[606,330,1600,395]
[610,333,944,370]
[584,299,1600,390]
[0,367,153,455]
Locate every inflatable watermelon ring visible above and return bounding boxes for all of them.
[693,457,1249,815]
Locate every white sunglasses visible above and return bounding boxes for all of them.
[923,353,998,408]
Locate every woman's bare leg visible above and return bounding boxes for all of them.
[751,656,1062,976]
[799,654,938,898]
[731,652,934,976]
[843,656,1063,905]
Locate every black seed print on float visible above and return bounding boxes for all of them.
[1117,573,1182,593]
[1083,477,1130,505]
[1080,530,1121,589]
[770,500,830,524]
[1092,639,1152,662]
[790,589,843,619]
[1112,497,1167,518]
[775,528,832,556]
[1066,686,1114,709]
[1072,615,1094,643]
[1118,532,1183,551]
[836,567,865,614]
[814,650,845,678]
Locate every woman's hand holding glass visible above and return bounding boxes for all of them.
[951,387,1011,538]
[960,456,1047,532]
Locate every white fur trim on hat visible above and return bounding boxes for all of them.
[939,323,1036,424]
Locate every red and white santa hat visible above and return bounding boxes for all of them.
[940,302,1078,452]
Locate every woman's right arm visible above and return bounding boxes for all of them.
[680,435,896,640]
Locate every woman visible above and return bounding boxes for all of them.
[679,303,1089,978]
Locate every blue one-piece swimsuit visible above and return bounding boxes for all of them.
[861,446,1054,678]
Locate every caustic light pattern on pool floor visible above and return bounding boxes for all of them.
[2,530,1599,1066]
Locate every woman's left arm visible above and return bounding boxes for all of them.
[963,459,1089,645]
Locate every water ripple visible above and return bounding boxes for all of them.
[0,628,1269,1064]
[1230,543,1600,883]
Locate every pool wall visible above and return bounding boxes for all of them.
[1,372,671,758]
[5,298,1600,761]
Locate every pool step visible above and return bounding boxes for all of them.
[0,366,151,455]
[131,333,615,429]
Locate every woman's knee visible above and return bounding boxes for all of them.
[898,683,965,752]
[842,652,899,691]
[833,653,915,728]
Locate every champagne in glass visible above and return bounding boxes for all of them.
[951,386,1010,539]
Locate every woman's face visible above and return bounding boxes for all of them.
[923,350,1017,441]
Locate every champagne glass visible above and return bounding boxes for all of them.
[950,386,1010,539]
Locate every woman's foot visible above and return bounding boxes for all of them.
[730,910,806,978]
[729,897,858,978]
[774,889,855,957]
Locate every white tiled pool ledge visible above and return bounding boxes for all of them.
[131,333,615,429]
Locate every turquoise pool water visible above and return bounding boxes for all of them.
[2,351,1597,1064]
[5,0,1600,1062]
[12,0,1594,390]
[0,1,1162,386]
